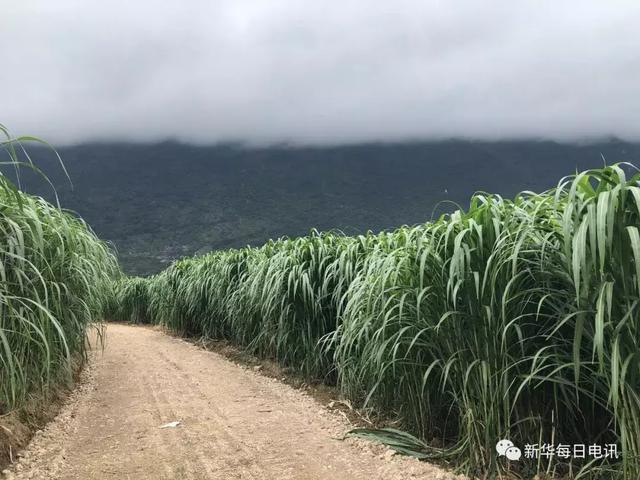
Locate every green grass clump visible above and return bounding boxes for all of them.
[0,130,119,413]
[107,277,151,324]
[112,164,640,479]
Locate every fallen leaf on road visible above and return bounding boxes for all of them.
[159,421,181,429]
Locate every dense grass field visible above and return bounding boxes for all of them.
[2,129,638,479]
[111,164,640,479]
[0,132,118,414]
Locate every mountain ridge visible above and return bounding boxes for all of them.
[8,139,639,274]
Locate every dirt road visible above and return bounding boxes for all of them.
[4,324,459,480]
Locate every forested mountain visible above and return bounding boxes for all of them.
[10,139,639,275]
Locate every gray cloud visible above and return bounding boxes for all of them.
[2,1,640,145]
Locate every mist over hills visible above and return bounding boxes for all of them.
[10,139,640,275]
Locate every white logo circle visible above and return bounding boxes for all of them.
[496,439,514,456]
[505,446,522,461]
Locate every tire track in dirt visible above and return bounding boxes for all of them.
[4,324,464,480]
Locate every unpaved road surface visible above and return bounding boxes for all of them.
[5,324,461,480]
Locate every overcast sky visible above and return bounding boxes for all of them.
[2,1,639,145]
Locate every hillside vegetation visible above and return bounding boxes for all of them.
[111,164,640,479]
[20,140,638,275]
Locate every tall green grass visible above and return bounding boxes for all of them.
[111,164,640,478]
[0,129,119,413]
